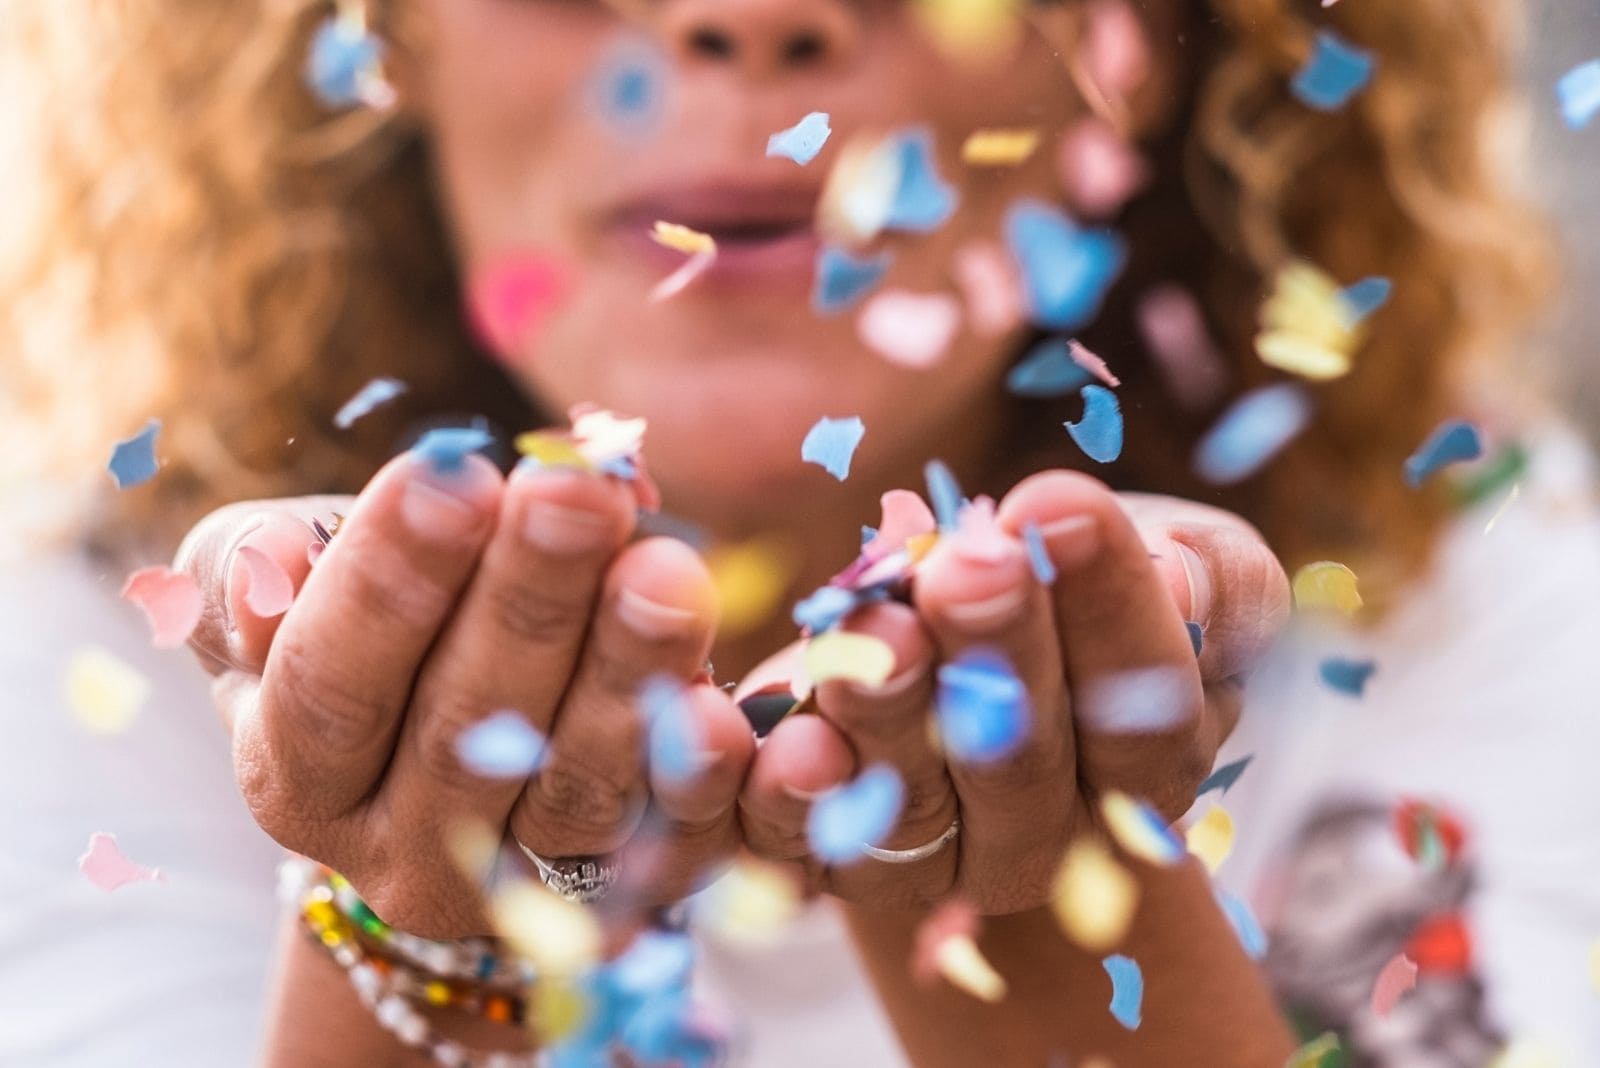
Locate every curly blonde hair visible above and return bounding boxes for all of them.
[0,0,1557,601]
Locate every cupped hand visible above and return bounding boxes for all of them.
[177,451,755,937]
[736,470,1290,913]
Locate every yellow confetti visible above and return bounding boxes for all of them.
[1100,790,1184,865]
[1254,262,1361,382]
[706,539,795,638]
[651,221,716,256]
[803,630,896,688]
[65,646,150,735]
[529,977,592,1045]
[960,128,1040,167]
[1589,939,1600,994]
[1292,560,1363,616]
[1185,803,1235,875]
[696,860,801,946]
[1285,1032,1340,1068]
[1489,1040,1564,1068]
[913,0,1023,62]
[1050,839,1139,951]
[1254,331,1351,381]
[443,818,502,885]
[491,879,601,976]
[818,135,904,245]
[513,431,590,471]
[936,935,1008,1002]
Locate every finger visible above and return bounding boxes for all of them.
[737,713,856,874]
[512,537,717,859]
[998,471,1212,822]
[177,497,350,675]
[813,603,959,907]
[387,463,636,819]
[238,452,502,824]
[912,522,1075,910]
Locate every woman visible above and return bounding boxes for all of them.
[3,0,1592,1065]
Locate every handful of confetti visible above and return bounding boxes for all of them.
[515,405,662,513]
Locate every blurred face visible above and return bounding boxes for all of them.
[408,0,1096,534]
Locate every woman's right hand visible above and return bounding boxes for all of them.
[176,450,755,938]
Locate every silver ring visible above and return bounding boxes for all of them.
[516,842,621,904]
[860,817,961,865]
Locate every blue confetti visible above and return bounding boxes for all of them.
[456,710,548,779]
[107,419,161,490]
[884,127,957,233]
[1195,755,1252,798]
[1064,384,1124,464]
[861,525,878,546]
[1291,31,1375,112]
[641,676,702,784]
[812,246,892,314]
[1558,60,1600,130]
[1102,954,1143,1030]
[801,416,866,481]
[413,425,493,475]
[305,15,383,108]
[1216,891,1268,960]
[807,764,905,864]
[588,37,668,137]
[1319,656,1377,697]
[793,585,858,634]
[334,377,407,429]
[936,650,1031,763]
[1004,199,1127,331]
[1185,621,1205,657]
[610,930,696,997]
[1022,523,1057,585]
[1193,384,1313,485]
[1341,276,1392,322]
[767,111,832,165]
[923,460,964,532]
[1403,419,1483,488]
[1006,338,1094,398]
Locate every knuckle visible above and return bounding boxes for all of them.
[268,637,382,757]
[486,580,590,646]
[527,759,638,840]
[957,735,1061,796]
[412,696,485,783]
[340,538,458,632]
[587,638,658,696]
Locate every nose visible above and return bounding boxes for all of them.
[658,0,863,79]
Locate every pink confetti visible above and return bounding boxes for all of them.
[78,832,163,892]
[236,545,295,619]
[1069,339,1121,388]
[912,899,980,985]
[1136,285,1229,410]
[120,566,202,649]
[465,254,568,362]
[1370,953,1418,1018]
[952,497,1011,564]
[1083,0,1152,101]
[857,289,962,369]
[651,249,716,302]
[953,242,1025,338]
[1056,119,1148,219]
[864,489,937,558]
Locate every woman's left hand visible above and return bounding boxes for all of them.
[735,470,1290,912]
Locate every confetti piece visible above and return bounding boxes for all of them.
[235,545,295,619]
[961,128,1040,166]
[952,241,1025,339]
[413,426,492,475]
[1292,561,1363,615]
[1342,276,1392,322]
[492,880,602,975]
[884,128,957,233]
[1022,523,1057,585]
[1193,384,1313,485]
[1185,621,1204,656]
[107,420,161,490]
[587,36,667,136]
[1137,284,1228,410]
[792,585,858,634]
[1102,954,1143,1030]
[1255,263,1360,381]
[951,497,1011,564]
[818,136,904,243]
[1082,0,1152,100]
[806,764,905,864]
[707,540,793,637]
[1589,940,1600,994]
[466,254,568,360]
[651,248,716,302]
[456,711,548,779]
[120,566,202,649]
[857,289,962,369]
[767,111,832,165]
[66,647,149,735]
[812,247,892,314]
[1185,803,1234,874]
[78,832,162,892]
[1557,60,1600,130]
[1254,333,1350,381]
[804,631,896,688]
[306,13,389,109]
[913,0,1023,62]
[334,377,407,429]
[1216,890,1267,959]
[1069,338,1121,388]
[1286,1032,1340,1068]
[801,416,866,481]
[651,222,716,256]
[867,489,939,557]
[1319,656,1377,697]
[1006,338,1093,398]
[1056,119,1148,218]
[1489,1040,1565,1068]
[1051,839,1138,951]
[1484,482,1521,536]
[1080,667,1192,733]
[1101,791,1184,865]
[1064,384,1123,464]
[1404,419,1484,488]
[695,861,801,946]
[1371,952,1418,1018]
[936,650,1031,763]
[1005,200,1127,331]
[1291,31,1374,112]
[913,903,1007,1002]
[1196,755,1252,798]
[641,675,704,785]
[924,460,965,532]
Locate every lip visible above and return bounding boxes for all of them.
[605,180,825,287]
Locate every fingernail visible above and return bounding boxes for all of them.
[1174,539,1213,626]
[1038,514,1099,568]
[943,586,1029,630]
[401,466,485,542]
[782,783,825,803]
[846,662,927,699]
[616,587,698,640]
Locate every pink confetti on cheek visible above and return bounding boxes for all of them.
[465,254,568,362]
[1136,285,1229,411]
[78,832,163,892]
[1069,339,1121,388]
[857,289,963,369]
[120,566,203,649]
[235,545,295,619]
[1083,0,1152,100]
[1057,119,1148,219]
[953,242,1025,338]
[1370,953,1418,1018]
